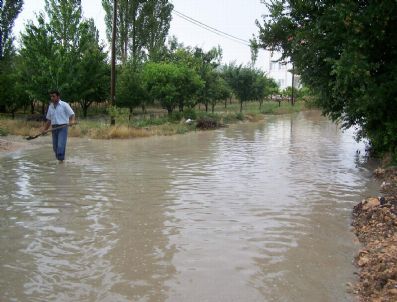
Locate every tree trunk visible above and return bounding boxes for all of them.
[83,105,88,118]
[30,101,35,114]
[240,100,243,112]
[129,107,133,120]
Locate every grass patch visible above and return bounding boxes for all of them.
[0,119,42,136]
[1,100,308,140]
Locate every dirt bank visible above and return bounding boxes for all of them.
[352,167,397,301]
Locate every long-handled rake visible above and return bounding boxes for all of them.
[25,123,75,140]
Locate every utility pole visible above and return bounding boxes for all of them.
[0,0,3,59]
[291,62,295,106]
[110,0,117,125]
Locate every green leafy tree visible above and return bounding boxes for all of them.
[256,0,397,156]
[19,14,57,111]
[160,42,221,111]
[44,0,83,100]
[142,62,203,115]
[117,62,149,115]
[176,65,203,112]
[0,55,29,118]
[208,74,231,113]
[141,0,173,61]
[0,0,23,59]
[0,0,24,113]
[222,64,258,112]
[193,47,222,111]
[102,0,173,65]
[19,0,108,116]
[75,19,110,117]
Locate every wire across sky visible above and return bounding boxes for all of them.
[172,9,251,47]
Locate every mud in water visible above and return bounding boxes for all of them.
[0,111,380,302]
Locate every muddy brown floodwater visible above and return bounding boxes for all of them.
[0,111,380,302]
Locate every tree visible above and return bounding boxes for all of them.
[160,42,222,112]
[102,0,173,65]
[142,62,203,115]
[0,0,23,59]
[117,62,148,115]
[0,55,29,118]
[252,71,268,110]
[0,0,24,113]
[208,73,231,113]
[193,46,222,112]
[44,0,83,100]
[74,19,110,117]
[19,0,109,117]
[256,0,397,156]
[19,14,58,110]
[176,64,203,112]
[141,0,173,61]
[222,64,258,112]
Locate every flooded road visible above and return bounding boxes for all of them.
[0,111,379,302]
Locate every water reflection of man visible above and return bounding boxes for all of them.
[42,90,75,163]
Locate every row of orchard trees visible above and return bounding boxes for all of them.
[117,40,279,115]
[0,0,278,119]
[1,0,109,117]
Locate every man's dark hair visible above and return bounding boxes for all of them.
[49,89,60,96]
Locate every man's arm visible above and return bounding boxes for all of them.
[69,114,75,125]
[43,120,51,132]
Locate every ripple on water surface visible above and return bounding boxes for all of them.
[0,111,379,302]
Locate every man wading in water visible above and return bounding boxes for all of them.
[42,90,75,163]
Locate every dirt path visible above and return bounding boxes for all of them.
[352,167,397,301]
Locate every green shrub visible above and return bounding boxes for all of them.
[236,112,244,121]
[169,111,183,122]
[0,127,8,136]
[183,108,197,120]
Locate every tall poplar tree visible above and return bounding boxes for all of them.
[44,0,82,99]
[102,0,173,65]
[0,0,24,113]
[0,0,23,59]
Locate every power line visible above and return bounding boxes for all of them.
[172,9,251,47]
[172,9,250,46]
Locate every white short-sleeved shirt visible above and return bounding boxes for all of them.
[46,100,75,125]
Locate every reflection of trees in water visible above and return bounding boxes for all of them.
[250,112,377,301]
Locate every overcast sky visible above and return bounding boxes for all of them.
[13,0,270,68]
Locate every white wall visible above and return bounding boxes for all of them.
[260,51,298,90]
